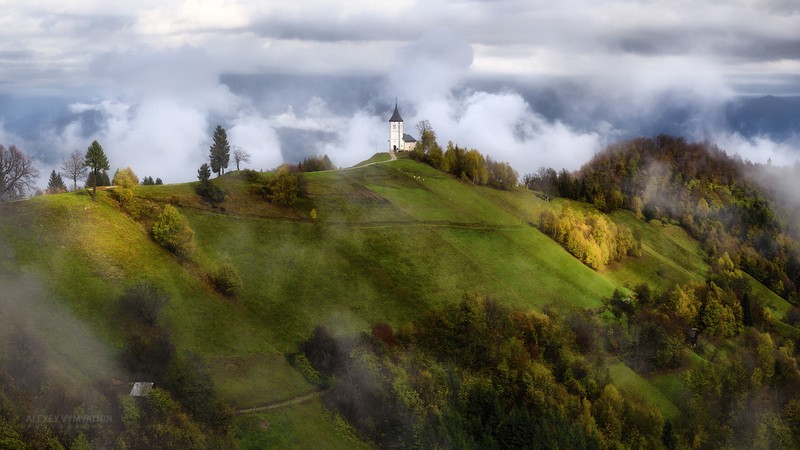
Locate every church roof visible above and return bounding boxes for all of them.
[389,103,403,122]
[403,133,416,142]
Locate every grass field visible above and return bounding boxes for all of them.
[3,156,797,446]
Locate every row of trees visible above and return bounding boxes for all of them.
[409,121,519,190]
[208,125,252,176]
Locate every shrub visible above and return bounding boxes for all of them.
[240,168,261,183]
[263,167,304,206]
[293,353,321,383]
[209,263,243,296]
[150,205,195,258]
[196,183,225,204]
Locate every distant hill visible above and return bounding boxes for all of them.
[726,95,800,138]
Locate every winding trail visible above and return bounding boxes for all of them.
[236,389,325,414]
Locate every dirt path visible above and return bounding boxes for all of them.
[346,151,397,170]
[236,389,325,414]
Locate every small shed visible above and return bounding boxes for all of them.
[129,381,154,397]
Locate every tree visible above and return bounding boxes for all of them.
[142,176,155,185]
[60,149,87,191]
[46,170,67,194]
[112,166,139,188]
[209,125,230,176]
[195,163,224,204]
[197,163,210,184]
[155,177,163,185]
[84,140,110,200]
[0,144,39,201]
[86,170,110,188]
[231,145,251,171]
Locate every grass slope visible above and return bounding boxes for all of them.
[2,156,795,444]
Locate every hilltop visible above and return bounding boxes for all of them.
[1,148,799,447]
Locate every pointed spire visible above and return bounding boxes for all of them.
[389,101,403,122]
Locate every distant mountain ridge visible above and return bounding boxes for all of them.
[726,95,800,138]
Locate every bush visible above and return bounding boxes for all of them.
[293,353,321,383]
[209,263,243,296]
[263,167,304,206]
[195,182,225,204]
[239,169,261,183]
[298,154,335,172]
[150,205,195,258]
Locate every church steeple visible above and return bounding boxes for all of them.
[389,101,404,152]
[389,102,403,122]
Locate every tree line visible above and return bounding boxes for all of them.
[409,121,519,190]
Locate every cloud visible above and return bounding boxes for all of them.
[1,1,799,187]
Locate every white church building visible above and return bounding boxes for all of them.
[389,103,417,152]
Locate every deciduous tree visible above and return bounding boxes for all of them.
[231,145,251,171]
[0,144,39,201]
[60,149,87,191]
[112,166,139,188]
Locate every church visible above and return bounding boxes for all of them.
[388,102,417,152]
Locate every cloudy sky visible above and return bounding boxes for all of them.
[1,0,799,184]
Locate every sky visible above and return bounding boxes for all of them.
[1,0,799,184]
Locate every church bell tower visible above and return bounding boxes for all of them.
[389,101,403,152]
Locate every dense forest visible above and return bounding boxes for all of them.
[525,135,800,304]
[300,294,800,448]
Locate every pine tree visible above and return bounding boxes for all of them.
[46,170,67,194]
[209,126,230,177]
[197,163,211,183]
[84,140,110,200]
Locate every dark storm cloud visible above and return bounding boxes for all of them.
[611,28,800,61]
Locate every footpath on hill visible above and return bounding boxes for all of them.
[236,389,325,414]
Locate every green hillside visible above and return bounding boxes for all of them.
[2,156,797,447]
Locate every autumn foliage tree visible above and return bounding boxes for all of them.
[112,166,139,188]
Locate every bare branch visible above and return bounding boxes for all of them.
[60,149,88,191]
[0,144,39,201]
[232,145,252,171]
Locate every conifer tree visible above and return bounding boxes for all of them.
[46,170,67,194]
[84,140,109,200]
[209,126,230,176]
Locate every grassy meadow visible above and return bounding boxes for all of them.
[2,155,798,445]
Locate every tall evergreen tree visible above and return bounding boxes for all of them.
[209,126,230,176]
[84,140,110,200]
[46,170,67,194]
